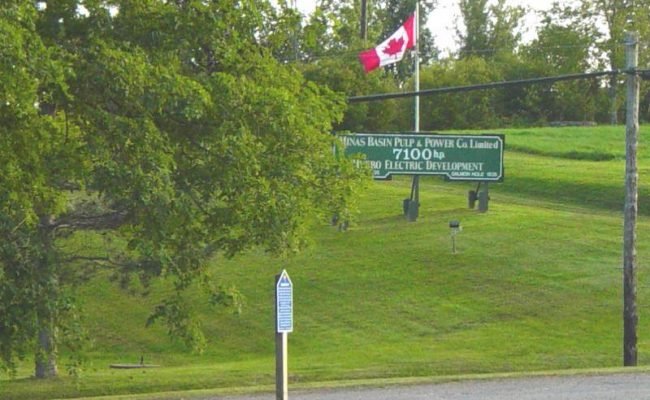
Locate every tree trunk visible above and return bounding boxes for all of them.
[35,324,58,378]
[35,214,59,379]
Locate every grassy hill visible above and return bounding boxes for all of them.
[3,125,650,399]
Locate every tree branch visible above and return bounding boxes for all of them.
[52,210,129,231]
[63,255,111,264]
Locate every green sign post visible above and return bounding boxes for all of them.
[341,133,504,182]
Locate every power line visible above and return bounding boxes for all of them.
[348,69,650,103]
[280,43,609,64]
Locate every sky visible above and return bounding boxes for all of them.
[294,0,555,56]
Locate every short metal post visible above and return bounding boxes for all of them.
[478,183,489,213]
[449,221,461,254]
[275,332,288,400]
[407,176,420,221]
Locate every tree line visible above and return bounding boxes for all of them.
[286,0,650,130]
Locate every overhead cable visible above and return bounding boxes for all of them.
[348,69,650,103]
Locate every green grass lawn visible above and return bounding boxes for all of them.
[2,125,650,399]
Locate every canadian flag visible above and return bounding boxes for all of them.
[358,13,416,73]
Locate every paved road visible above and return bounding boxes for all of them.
[206,373,650,400]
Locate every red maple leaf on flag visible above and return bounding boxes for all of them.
[382,37,404,57]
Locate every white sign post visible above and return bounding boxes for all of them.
[275,270,293,400]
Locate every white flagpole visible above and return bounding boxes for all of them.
[408,1,421,222]
[414,1,420,133]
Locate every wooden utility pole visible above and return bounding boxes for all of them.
[623,31,639,367]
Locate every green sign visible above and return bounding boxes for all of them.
[341,133,505,181]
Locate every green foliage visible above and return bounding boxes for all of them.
[417,57,503,130]
[458,0,490,57]
[146,295,207,354]
[0,0,364,377]
[458,0,523,59]
[301,57,407,132]
[294,0,650,131]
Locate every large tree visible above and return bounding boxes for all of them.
[564,0,650,123]
[457,0,523,59]
[0,0,363,378]
[520,3,605,122]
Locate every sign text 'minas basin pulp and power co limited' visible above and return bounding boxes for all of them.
[341,133,504,181]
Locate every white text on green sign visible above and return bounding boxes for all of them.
[342,133,505,181]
